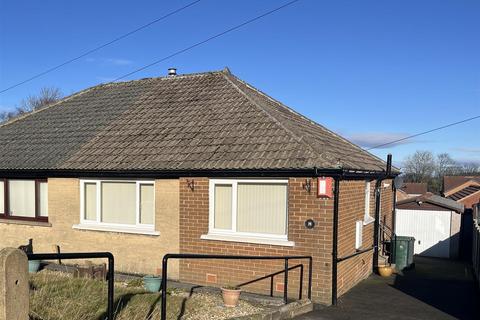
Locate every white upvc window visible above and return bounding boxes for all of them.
[201,179,294,247]
[363,180,375,225]
[74,179,158,235]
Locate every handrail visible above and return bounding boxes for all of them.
[337,247,375,263]
[236,263,304,299]
[160,253,313,320]
[27,252,114,320]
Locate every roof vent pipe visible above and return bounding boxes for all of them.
[168,68,177,76]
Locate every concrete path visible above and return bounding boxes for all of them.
[297,256,479,320]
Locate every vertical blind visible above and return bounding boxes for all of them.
[0,181,4,213]
[214,184,232,229]
[9,180,36,217]
[101,182,136,225]
[236,183,287,235]
[84,183,97,221]
[140,184,154,225]
[39,182,48,217]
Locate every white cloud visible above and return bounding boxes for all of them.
[346,132,413,149]
[85,58,133,66]
[104,58,133,66]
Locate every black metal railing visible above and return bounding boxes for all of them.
[160,254,313,320]
[27,252,115,320]
[379,221,396,263]
[236,263,304,299]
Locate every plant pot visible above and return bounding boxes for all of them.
[143,276,162,293]
[29,260,41,273]
[221,287,241,307]
[377,265,393,277]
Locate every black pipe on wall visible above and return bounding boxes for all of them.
[331,177,340,305]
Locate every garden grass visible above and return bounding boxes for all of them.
[29,270,267,320]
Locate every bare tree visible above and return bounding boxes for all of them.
[403,150,436,183]
[0,87,62,123]
[459,162,480,174]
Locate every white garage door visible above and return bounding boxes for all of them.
[396,209,452,258]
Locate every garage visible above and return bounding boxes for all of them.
[395,193,464,259]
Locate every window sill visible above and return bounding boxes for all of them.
[200,233,295,247]
[363,216,375,226]
[0,218,51,227]
[72,224,159,236]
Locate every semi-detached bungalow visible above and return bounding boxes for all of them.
[0,68,398,305]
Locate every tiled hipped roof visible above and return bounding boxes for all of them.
[0,69,389,173]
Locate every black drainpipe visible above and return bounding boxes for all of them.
[373,154,392,270]
[331,177,340,305]
[372,179,382,270]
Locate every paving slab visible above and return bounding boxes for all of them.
[296,256,479,320]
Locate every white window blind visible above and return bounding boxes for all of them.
[214,184,232,229]
[0,181,4,214]
[84,182,97,221]
[39,181,48,217]
[237,183,287,235]
[139,184,154,225]
[101,182,136,225]
[9,180,36,217]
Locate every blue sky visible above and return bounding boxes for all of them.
[1,0,479,166]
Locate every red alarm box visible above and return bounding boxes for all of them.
[317,177,333,198]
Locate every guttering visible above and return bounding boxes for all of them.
[0,167,398,179]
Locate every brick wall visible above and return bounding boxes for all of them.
[179,177,334,304]
[0,178,180,277]
[178,177,394,304]
[336,179,393,296]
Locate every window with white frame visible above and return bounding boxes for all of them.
[76,180,156,234]
[363,180,375,225]
[205,179,289,244]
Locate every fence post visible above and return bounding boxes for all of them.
[0,248,29,320]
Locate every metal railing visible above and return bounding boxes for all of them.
[160,253,313,320]
[236,263,304,299]
[27,252,115,320]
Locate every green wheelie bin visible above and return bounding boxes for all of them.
[393,236,415,271]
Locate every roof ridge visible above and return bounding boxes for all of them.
[223,72,388,169]
[98,69,227,88]
[221,71,322,166]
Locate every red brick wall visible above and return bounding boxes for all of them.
[178,177,394,304]
[336,179,393,297]
[179,177,334,304]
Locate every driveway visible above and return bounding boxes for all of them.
[297,256,479,320]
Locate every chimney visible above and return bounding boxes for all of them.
[167,68,177,76]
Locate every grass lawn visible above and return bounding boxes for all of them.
[29,271,268,320]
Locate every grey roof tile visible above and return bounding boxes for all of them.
[0,69,389,172]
